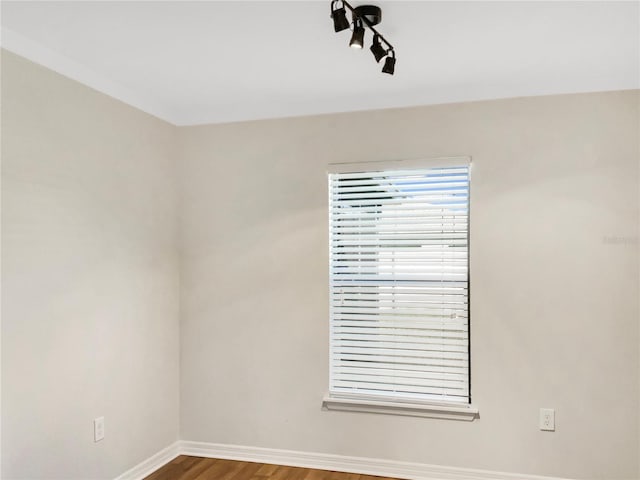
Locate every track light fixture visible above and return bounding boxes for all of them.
[330,0,396,75]
[349,19,365,49]
[382,50,396,75]
[331,2,350,32]
[370,34,386,62]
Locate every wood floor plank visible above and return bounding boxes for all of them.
[269,465,308,480]
[186,459,218,480]
[193,460,229,480]
[302,469,330,480]
[254,463,279,476]
[144,457,398,480]
[228,461,264,480]
[329,472,360,480]
[194,459,244,480]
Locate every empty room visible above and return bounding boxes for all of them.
[1,1,639,479]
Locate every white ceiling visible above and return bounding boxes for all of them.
[1,1,638,126]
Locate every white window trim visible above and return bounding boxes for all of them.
[325,156,477,421]
[322,393,479,421]
[327,156,471,174]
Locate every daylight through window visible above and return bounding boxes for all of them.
[328,161,470,404]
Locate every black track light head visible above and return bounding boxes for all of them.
[382,51,396,75]
[370,34,386,62]
[331,1,350,32]
[350,19,365,49]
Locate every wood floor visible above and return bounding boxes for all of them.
[144,456,399,480]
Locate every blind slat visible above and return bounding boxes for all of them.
[334,327,468,339]
[333,366,468,382]
[334,306,467,316]
[335,341,468,353]
[331,360,468,375]
[335,336,468,348]
[333,211,468,220]
[333,374,468,391]
[331,353,468,369]
[331,176,468,186]
[331,168,468,179]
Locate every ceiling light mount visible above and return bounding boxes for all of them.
[353,5,381,27]
[330,1,397,75]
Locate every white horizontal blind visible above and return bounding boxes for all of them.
[328,164,470,404]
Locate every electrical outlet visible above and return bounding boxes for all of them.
[94,417,105,442]
[539,408,555,431]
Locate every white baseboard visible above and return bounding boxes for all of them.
[113,441,180,480]
[116,440,573,480]
[179,440,573,480]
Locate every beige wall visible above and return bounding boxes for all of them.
[2,47,639,480]
[1,51,180,479]
[178,90,640,480]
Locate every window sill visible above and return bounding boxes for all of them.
[322,394,479,421]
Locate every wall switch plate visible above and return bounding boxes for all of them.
[539,408,555,431]
[94,417,105,442]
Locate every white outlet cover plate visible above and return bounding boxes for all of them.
[539,408,555,431]
[94,416,105,442]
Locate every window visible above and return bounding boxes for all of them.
[326,159,474,418]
